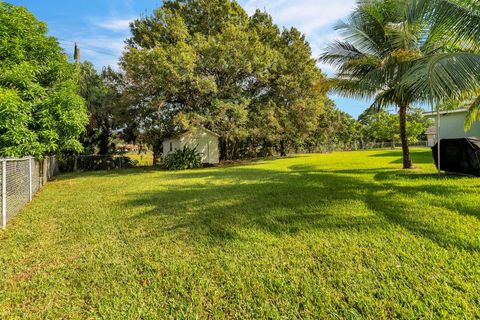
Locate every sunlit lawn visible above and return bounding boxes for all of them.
[125,152,154,166]
[1,148,479,318]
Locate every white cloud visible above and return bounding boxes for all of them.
[94,18,133,32]
[239,0,355,75]
[78,1,356,72]
[61,35,126,70]
[241,0,355,34]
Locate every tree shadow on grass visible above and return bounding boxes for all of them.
[369,149,434,165]
[120,164,480,252]
[53,156,308,182]
[55,166,163,180]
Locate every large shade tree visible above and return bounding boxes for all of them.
[320,0,480,169]
[121,0,327,160]
[0,3,88,157]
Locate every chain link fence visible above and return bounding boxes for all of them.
[1,156,58,229]
[59,154,138,172]
[297,141,429,154]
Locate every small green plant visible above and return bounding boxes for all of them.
[163,145,202,170]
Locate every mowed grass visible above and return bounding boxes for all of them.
[1,149,480,319]
[125,152,154,166]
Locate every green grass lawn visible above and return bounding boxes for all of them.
[125,152,154,166]
[1,148,480,318]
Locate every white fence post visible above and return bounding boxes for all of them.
[2,160,6,230]
[29,157,33,201]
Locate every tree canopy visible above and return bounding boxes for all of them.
[0,2,88,158]
[121,0,328,160]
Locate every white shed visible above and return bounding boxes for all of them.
[162,127,220,164]
[424,109,480,147]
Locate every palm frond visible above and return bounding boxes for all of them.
[368,87,397,112]
[464,95,480,130]
[429,0,480,49]
[335,20,383,57]
[402,52,480,104]
[327,77,379,100]
[319,41,365,65]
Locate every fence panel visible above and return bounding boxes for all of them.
[32,159,42,195]
[0,157,58,229]
[5,159,30,224]
[1,162,4,229]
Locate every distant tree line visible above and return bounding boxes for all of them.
[77,56,431,156]
[359,108,432,149]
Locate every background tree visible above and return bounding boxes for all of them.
[360,108,431,147]
[360,111,398,148]
[121,0,327,160]
[0,3,88,157]
[304,99,364,153]
[78,62,128,154]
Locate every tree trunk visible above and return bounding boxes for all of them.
[279,140,287,157]
[98,128,111,155]
[219,138,227,161]
[399,105,412,169]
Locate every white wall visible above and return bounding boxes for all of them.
[162,129,219,164]
[162,139,182,156]
[426,111,480,142]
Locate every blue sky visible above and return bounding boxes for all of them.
[7,0,372,118]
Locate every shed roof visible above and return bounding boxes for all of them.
[162,127,219,141]
[423,108,468,117]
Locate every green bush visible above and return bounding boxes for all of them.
[163,146,202,170]
[59,155,137,172]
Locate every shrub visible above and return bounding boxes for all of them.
[163,146,202,170]
[59,155,137,172]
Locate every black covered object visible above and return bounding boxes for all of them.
[432,137,480,176]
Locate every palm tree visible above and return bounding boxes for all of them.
[320,0,480,169]
[404,0,480,130]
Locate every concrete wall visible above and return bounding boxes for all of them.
[162,129,219,164]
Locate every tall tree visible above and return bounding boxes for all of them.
[121,1,327,160]
[0,3,88,157]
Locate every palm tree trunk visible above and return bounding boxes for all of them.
[399,105,412,169]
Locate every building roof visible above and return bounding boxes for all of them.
[423,108,468,117]
[162,127,219,141]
